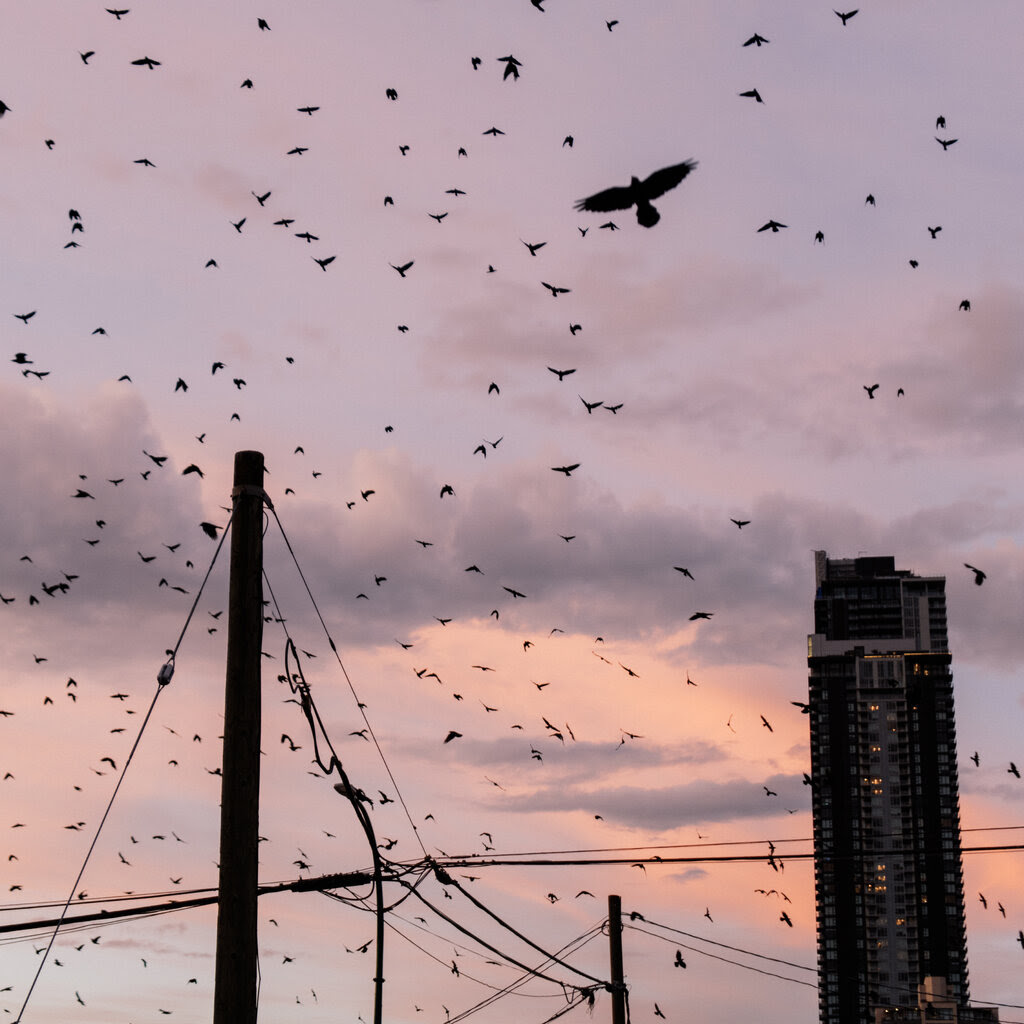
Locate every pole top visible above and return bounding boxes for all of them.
[233,451,265,487]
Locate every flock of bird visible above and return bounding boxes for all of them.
[2,3,1021,1022]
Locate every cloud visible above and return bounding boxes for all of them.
[497,775,808,831]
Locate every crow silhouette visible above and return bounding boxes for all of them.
[574,160,697,228]
[964,563,986,586]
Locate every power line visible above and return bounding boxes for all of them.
[626,921,817,989]
[387,823,1024,864]
[0,871,375,939]
[267,506,429,859]
[442,926,607,1024]
[630,915,1024,1016]
[15,670,173,1020]
[431,864,605,986]
[423,841,1024,871]
[630,915,815,974]
[398,875,605,994]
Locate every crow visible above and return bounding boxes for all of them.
[574,160,697,228]
[964,563,986,586]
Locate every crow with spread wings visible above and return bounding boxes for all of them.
[574,159,698,227]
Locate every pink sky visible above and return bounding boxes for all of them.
[2,2,1023,1022]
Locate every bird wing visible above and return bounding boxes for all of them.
[574,184,636,213]
[640,160,698,200]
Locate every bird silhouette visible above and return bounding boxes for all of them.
[574,160,697,228]
[834,9,858,25]
[542,281,570,297]
[497,55,522,81]
[964,563,986,585]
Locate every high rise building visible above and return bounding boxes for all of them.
[806,552,994,1024]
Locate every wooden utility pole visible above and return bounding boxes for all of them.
[608,894,626,1024]
[213,451,266,1024]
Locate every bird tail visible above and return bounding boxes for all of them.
[636,202,660,228]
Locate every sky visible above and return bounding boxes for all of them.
[2,1,1023,1021]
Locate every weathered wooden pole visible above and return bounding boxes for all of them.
[213,451,265,1024]
[608,894,626,1024]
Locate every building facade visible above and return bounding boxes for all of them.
[807,552,975,1024]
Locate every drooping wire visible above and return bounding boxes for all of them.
[12,516,232,1023]
[434,867,605,986]
[626,915,816,973]
[398,875,604,993]
[534,991,599,1024]
[633,916,1024,1013]
[319,861,431,915]
[267,506,428,858]
[625,922,817,989]
[441,924,607,1023]
[261,566,390,1024]
[375,911,555,992]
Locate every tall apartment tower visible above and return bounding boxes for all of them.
[807,552,976,1024]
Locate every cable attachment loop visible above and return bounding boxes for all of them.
[231,483,273,509]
